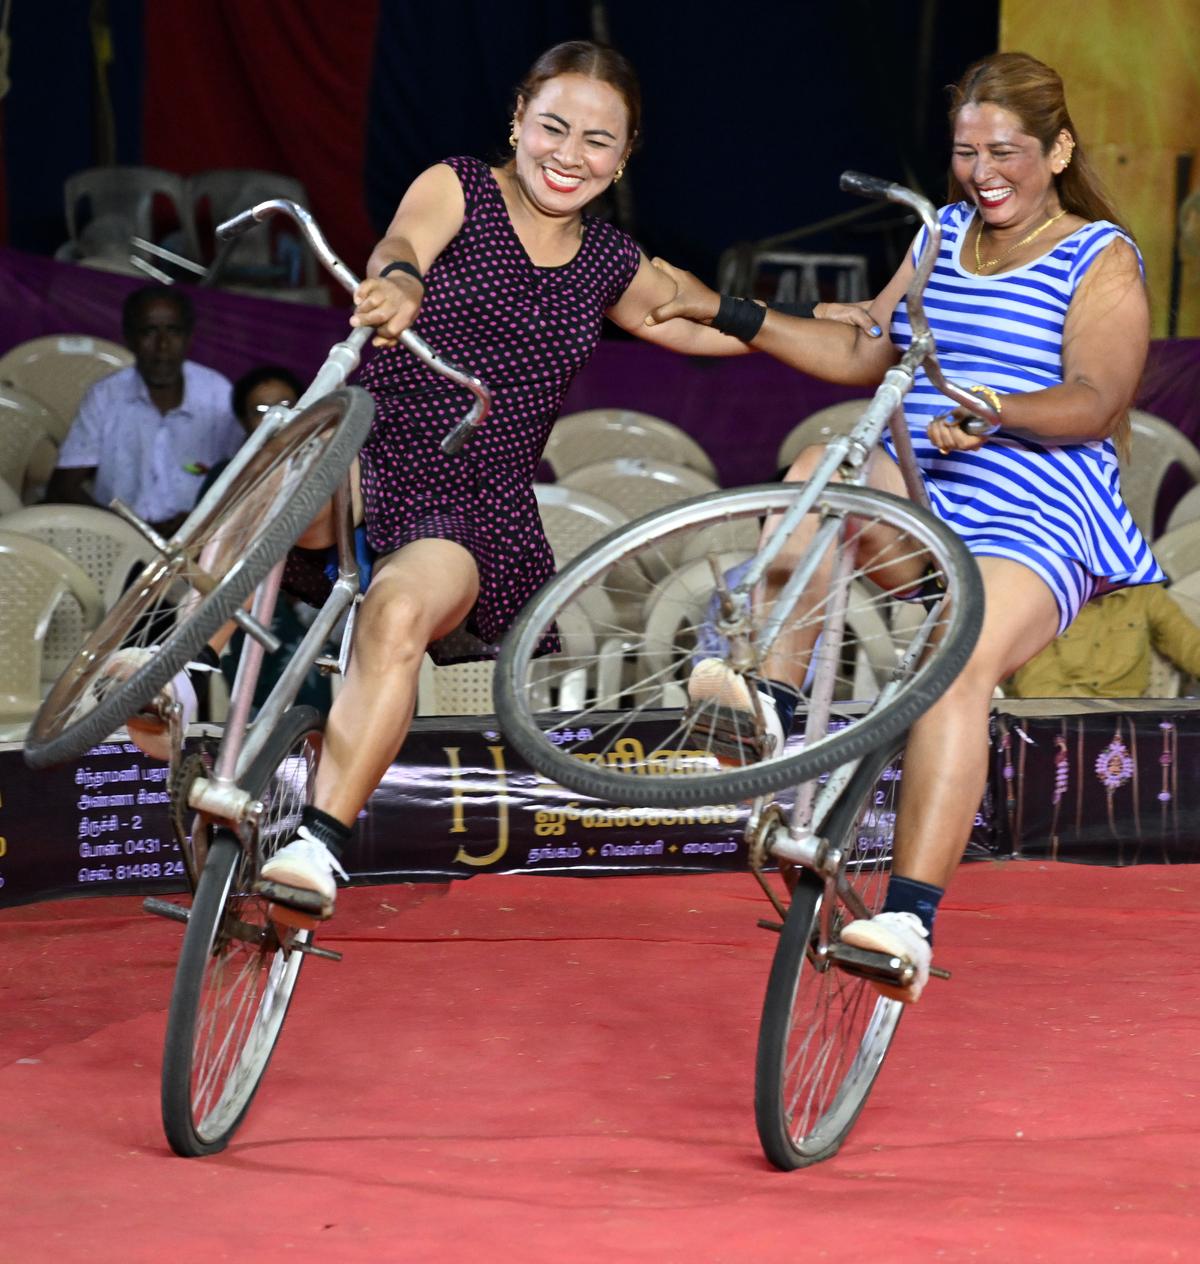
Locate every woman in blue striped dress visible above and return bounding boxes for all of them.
[651,51,1158,1001]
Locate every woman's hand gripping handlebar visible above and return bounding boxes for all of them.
[839,172,1002,442]
[216,199,492,454]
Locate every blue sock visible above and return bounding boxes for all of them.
[763,679,798,733]
[882,875,944,941]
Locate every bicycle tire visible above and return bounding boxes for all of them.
[754,738,905,1169]
[25,387,374,770]
[495,483,982,807]
[161,706,323,1157]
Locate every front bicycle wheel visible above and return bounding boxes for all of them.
[754,739,905,1169]
[495,483,982,806]
[161,706,323,1157]
[25,387,373,769]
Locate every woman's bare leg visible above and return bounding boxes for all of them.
[294,458,364,551]
[890,557,1060,887]
[313,536,480,825]
[759,445,929,687]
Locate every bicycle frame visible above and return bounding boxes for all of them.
[739,174,998,922]
[147,200,493,850]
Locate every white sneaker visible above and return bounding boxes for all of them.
[840,910,932,1003]
[258,827,348,926]
[102,647,198,761]
[686,657,785,765]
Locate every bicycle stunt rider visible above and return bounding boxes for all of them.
[650,51,1159,1002]
[116,40,874,926]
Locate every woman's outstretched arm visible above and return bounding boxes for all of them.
[642,253,912,383]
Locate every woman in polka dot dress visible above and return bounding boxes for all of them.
[257,40,793,923]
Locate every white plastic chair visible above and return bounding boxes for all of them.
[637,553,897,708]
[185,170,326,301]
[0,411,59,503]
[0,334,133,430]
[1118,410,1200,539]
[534,483,627,563]
[0,473,22,516]
[558,457,719,582]
[0,503,156,609]
[0,506,156,692]
[776,400,873,471]
[61,166,189,264]
[415,658,496,717]
[544,409,718,481]
[0,530,104,737]
[1164,484,1200,535]
[0,382,69,446]
[531,483,626,648]
[1151,520,1200,582]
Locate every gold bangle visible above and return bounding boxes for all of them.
[966,383,1003,417]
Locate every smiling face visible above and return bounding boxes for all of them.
[512,73,630,216]
[952,102,1070,231]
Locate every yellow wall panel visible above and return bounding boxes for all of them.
[1000,0,1200,335]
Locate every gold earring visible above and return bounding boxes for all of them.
[509,118,519,149]
[613,161,626,183]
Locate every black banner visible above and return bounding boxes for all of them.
[1,703,1197,910]
[990,707,1200,865]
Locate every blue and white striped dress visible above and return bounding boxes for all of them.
[884,201,1164,632]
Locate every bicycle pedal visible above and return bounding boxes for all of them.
[687,709,770,766]
[827,942,915,987]
[292,939,344,963]
[256,878,332,931]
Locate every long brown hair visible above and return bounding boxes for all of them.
[947,52,1140,458]
[946,51,1130,235]
[515,40,642,149]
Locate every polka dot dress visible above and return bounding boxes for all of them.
[357,155,640,662]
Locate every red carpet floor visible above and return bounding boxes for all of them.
[3,862,1198,1263]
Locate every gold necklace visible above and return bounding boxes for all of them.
[973,208,1067,273]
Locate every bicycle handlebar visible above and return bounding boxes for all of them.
[838,171,898,202]
[839,171,1000,437]
[216,199,493,454]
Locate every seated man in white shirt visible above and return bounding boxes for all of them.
[46,285,244,535]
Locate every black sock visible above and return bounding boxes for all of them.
[300,804,352,860]
[188,644,221,672]
[763,679,798,733]
[882,876,944,941]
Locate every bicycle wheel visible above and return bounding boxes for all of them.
[24,387,373,770]
[161,706,323,1157]
[754,738,905,1169]
[495,483,982,807]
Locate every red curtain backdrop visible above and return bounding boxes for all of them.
[142,0,380,288]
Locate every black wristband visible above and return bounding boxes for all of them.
[769,299,817,319]
[379,259,425,286]
[711,295,767,342]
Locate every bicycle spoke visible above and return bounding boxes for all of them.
[161,711,323,1156]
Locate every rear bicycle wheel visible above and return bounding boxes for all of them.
[24,387,374,769]
[160,706,323,1157]
[495,483,982,807]
[754,739,905,1169]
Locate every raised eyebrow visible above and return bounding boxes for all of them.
[538,111,617,140]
